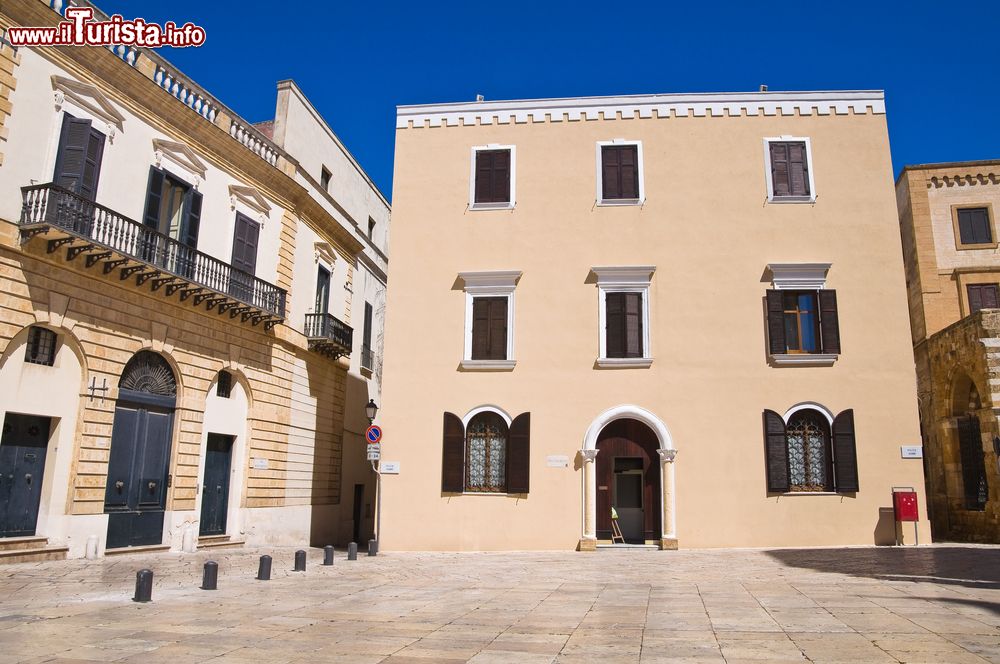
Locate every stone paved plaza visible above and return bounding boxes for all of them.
[0,545,998,663]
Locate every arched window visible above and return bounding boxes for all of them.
[786,410,832,492]
[120,350,176,399]
[466,412,507,492]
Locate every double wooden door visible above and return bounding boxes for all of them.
[0,414,51,538]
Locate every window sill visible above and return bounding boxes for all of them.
[955,243,998,251]
[767,196,816,204]
[597,357,653,368]
[597,198,644,207]
[460,359,516,371]
[461,491,517,496]
[770,353,837,367]
[776,492,844,496]
[469,202,515,211]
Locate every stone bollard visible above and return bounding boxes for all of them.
[202,561,218,590]
[323,545,334,566]
[347,542,357,560]
[294,549,306,572]
[133,569,153,603]
[368,539,377,557]
[257,554,272,581]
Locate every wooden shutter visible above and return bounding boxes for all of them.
[765,290,786,355]
[969,285,984,313]
[819,290,841,354]
[958,208,992,245]
[488,297,507,359]
[471,297,507,360]
[142,167,165,229]
[787,142,810,197]
[620,145,639,199]
[601,145,639,200]
[624,292,643,357]
[231,213,260,274]
[183,189,202,248]
[606,292,625,357]
[507,412,530,493]
[832,409,859,492]
[474,150,510,204]
[441,412,465,493]
[763,409,789,493]
[53,114,104,200]
[363,302,373,348]
[769,142,790,197]
[601,146,620,200]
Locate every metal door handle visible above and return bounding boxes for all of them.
[148,481,157,492]
[25,473,31,485]
[216,485,222,493]
[115,480,124,492]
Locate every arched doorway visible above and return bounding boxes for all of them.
[596,419,660,543]
[104,351,177,549]
[951,372,989,512]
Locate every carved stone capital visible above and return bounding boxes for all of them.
[658,448,677,463]
[579,449,599,463]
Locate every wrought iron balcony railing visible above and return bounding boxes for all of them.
[304,313,353,359]
[20,183,286,328]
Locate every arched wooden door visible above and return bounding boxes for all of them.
[104,351,176,549]
[596,418,660,543]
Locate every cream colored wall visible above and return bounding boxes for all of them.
[0,49,285,287]
[381,108,929,550]
[927,181,1000,272]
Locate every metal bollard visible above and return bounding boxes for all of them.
[202,560,218,590]
[294,549,306,572]
[257,554,272,581]
[368,539,377,557]
[323,545,334,566]
[133,569,153,603]
[347,541,357,560]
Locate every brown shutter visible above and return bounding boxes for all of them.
[606,292,625,358]
[620,145,639,199]
[507,412,530,493]
[624,292,642,357]
[787,142,810,197]
[493,149,510,203]
[602,146,620,200]
[441,412,465,493]
[471,298,490,359]
[488,297,507,360]
[474,150,492,203]
[769,142,790,197]
[832,409,859,492]
[474,150,511,204]
[968,285,984,313]
[765,290,786,355]
[818,290,841,354]
[763,409,789,493]
[983,285,1000,310]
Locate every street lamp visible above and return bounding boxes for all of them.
[366,398,381,554]
[365,399,378,423]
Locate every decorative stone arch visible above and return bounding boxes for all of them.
[579,404,677,550]
[463,404,512,428]
[120,346,184,403]
[949,368,985,417]
[0,322,89,393]
[783,401,835,427]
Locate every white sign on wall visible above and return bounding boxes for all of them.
[251,457,268,470]
[381,461,400,474]
[901,446,923,459]
[546,455,570,468]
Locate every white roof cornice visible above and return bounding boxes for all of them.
[397,90,885,129]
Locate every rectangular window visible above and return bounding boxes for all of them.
[471,297,508,360]
[367,217,376,239]
[954,206,995,248]
[605,292,643,358]
[766,289,840,358]
[216,370,232,398]
[24,327,56,366]
[765,138,814,202]
[362,301,374,370]
[473,149,511,206]
[320,166,331,191]
[315,265,330,315]
[968,283,1000,313]
[783,292,820,353]
[600,144,640,201]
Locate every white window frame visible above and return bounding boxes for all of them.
[596,139,645,206]
[469,144,516,210]
[459,270,521,370]
[763,136,816,204]
[592,266,654,368]
[767,262,837,366]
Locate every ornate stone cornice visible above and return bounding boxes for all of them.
[153,138,208,180]
[579,449,599,463]
[397,90,885,129]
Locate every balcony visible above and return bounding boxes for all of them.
[304,313,353,359]
[20,183,286,329]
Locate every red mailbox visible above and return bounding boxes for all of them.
[893,490,919,522]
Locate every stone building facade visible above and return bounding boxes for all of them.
[898,161,1000,542]
[0,1,389,560]
[380,89,929,551]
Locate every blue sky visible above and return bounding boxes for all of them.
[99,1,999,201]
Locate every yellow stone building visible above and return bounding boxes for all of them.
[897,160,1000,542]
[0,1,389,560]
[380,90,930,551]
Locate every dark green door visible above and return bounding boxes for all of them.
[199,434,233,536]
[0,414,51,538]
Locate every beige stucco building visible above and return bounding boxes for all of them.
[0,1,389,560]
[897,160,1000,542]
[380,89,930,551]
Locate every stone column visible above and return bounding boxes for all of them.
[658,448,678,550]
[578,449,599,551]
